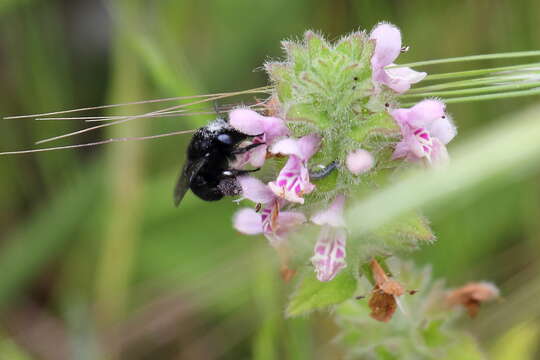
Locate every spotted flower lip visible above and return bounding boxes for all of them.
[310,195,348,282]
[233,176,306,245]
[268,134,321,204]
[233,205,306,246]
[229,108,289,168]
[370,23,426,93]
[391,99,457,164]
[310,227,347,282]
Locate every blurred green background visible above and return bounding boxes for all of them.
[0,0,539,359]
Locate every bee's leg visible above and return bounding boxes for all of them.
[310,161,338,179]
[231,142,265,155]
[213,100,222,115]
[218,168,260,196]
[222,168,260,178]
[218,177,242,196]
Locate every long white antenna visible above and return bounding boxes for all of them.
[0,129,196,155]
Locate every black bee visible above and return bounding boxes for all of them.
[173,118,262,206]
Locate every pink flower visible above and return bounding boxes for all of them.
[229,108,289,167]
[233,176,306,245]
[311,195,346,227]
[346,149,374,175]
[310,227,347,282]
[268,134,321,204]
[391,99,457,164]
[370,23,426,93]
[310,195,348,282]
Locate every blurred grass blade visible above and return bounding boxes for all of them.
[389,50,540,69]
[33,87,270,145]
[440,87,540,104]
[424,62,540,81]
[346,104,540,235]
[491,322,539,360]
[0,166,103,309]
[408,72,540,93]
[401,80,540,99]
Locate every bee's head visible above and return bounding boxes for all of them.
[190,118,248,155]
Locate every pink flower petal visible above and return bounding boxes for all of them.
[271,134,321,160]
[247,144,268,168]
[405,99,446,128]
[384,65,427,93]
[390,99,456,165]
[370,23,401,68]
[270,138,300,157]
[370,23,427,94]
[268,181,305,204]
[392,140,410,160]
[427,115,457,145]
[430,138,450,164]
[346,149,374,175]
[268,156,315,204]
[297,134,322,160]
[310,227,347,282]
[261,203,306,246]
[276,211,307,235]
[230,110,288,168]
[238,176,275,204]
[262,116,289,141]
[229,108,265,135]
[311,195,346,227]
[233,208,263,235]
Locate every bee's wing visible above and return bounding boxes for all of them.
[173,157,207,207]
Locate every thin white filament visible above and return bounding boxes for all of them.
[0,129,196,155]
[33,88,270,145]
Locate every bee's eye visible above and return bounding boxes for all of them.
[217,134,233,144]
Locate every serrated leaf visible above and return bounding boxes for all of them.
[305,31,326,58]
[350,112,399,144]
[286,103,328,126]
[372,211,436,250]
[286,268,357,317]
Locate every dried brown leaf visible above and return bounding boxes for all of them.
[446,282,499,318]
[368,286,397,322]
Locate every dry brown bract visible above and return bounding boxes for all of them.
[368,259,405,322]
[446,282,499,317]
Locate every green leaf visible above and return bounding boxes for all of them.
[286,269,357,317]
[372,211,436,249]
[422,319,449,347]
[350,112,399,144]
[286,103,328,126]
[491,322,539,360]
[305,31,326,59]
[440,335,486,360]
[351,211,435,260]
[374,346,400,360]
